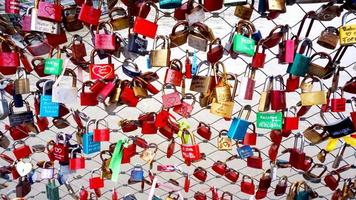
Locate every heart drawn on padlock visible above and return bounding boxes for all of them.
[165,96,179,107]
[92,65,114,79]
[45,6,55,16]
[16,160,32,176]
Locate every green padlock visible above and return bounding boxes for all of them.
[256,112,283,130]
[46,179,59,200]
[287,38,312,77]
[233,21,255,57]
[44,47,63,76]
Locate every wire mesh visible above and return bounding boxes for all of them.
[0,0,356,199]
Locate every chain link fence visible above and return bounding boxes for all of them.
[0,0,356,199]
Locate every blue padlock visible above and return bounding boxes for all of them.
[236,145,253,159]
[83,119,101,154]
[159,0,182,9]
[40,80,59,117]
[130,165,144,182]
[227,105,252,140]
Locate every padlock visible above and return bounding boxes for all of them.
[308,52,334,79]
[251,39,266,68]
[236,144,253,159]
[283,106,299,131]
[78,0,102,25]
[317,26,339,49]
[40,80,59,117]
[120,80,140,107]
[5,0,20,14]
[321,111,355,139]
[193,166,208,182]
[40,161,54,180]
[212,160,227,176]
[188,23,209,52]
[52,68,77,104]
[100,150,112,179]
[287,38,313,77]
[169,21,189,48]
[133,1,159,39]
[89,168,104,189]
[130,165,144,182]
[83,119,101,154]
[140,143,158,164]
[44,47,63,76]
[339,11,356,46]
[141,113,157,134]
[16,177,31,198]
[217,130,232,151]
[22,7,33,32]
[303,163,327,183]
[46,179,59,200]
[109,7,130,31]
[185,1,205,25]
[45,27,68,48]
[0,39,20,75]
[258,76,273,112]
[203,0,223,11]
[37,0,62,22]
[180,129,201,162]
[94,22,116,51]
[207,38,223,63]
[71,35,87,60]
[12,140,32,160]
[128,28,148,56]
[227,105,251,140]
[0,131,10,149]
[242,123,257,145]
[300,76,327,106]
[289,133,307,170]
[286,75,300,92]
[267,0,286,12]
[197,122,212,141]
[52,133,69,162]
[31,57,48,77]
[69,146,85,170]
[133,79,148,98]
[241,175,255,195]
[30,1,60,34]
[89,50,115,81]
[237,65,255,100]
[278,25,295,64]
[247,147,263,169]
[24,33,51,56]
[93,119,110,142]
[270,76,286,111]
[14,68,30,95]
[162,84,181,109]
[165,59,183,86]
[173,93,195,118]
[190,61,213,93]
[330,87,346,112]
[8,100,34,127]
[324,170,341,190]
[274,176,288,196]
[234,0,254,20]
[150,35,171,67]
[159,0,182,9]
[233,21,255,56]
[80,81,99,106]
[258,170,272,191]
[63,6,84,32]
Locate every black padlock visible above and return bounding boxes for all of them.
[128,32,148,56]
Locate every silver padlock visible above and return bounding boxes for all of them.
[30,7,59,34]
[41,161,54,180]
[14,68,30,95]
[0,88,9,120]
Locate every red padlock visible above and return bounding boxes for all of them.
[270,75,286,110]
[12,141,32,160]
[69,147,85,170]
[174,1,188,20]
[197,122,212,141]
[70,35,87,60]
[283,106,299,130]
[286,74,299,92]
[37,0,62,22]
[97,77,118,103]
[6,124,29,141]
[184,174,190,192]
[159,119,179,139]
[89,169,104,189]
[203,0,223,11]
[0,41,20,75]
[32,57,48,77]
[141,114,158,134]
[79,0,102,25]
[300,156,313,172]
[270,130,282,144]
[164,59,183,87]
[185,51,192,79]
[242,123,257,145]
[166,138,175,158]
[5,0,20,14]
[24,34,51,57]
[268,143,279,161]
[138,112,156,127]
[180,130,201,162]
[45,27,68,47]
[53,134,69,162]
[80,81,99,106]
[207,38,223,63]
[155,109,170,128]
[274,176,288,196]
[162,84,182,109]
[94,22,116,51]
[133,1,159,39]
[116,140,136,164]
[241,175,255,195]
[90,79,107,95]
[251,40,266,69]
[120,81,139,107]
[193,167,207,182]
[258,171,272,190]
[79,186,89,200]
[324,171,341,191]
[93,119,110,142]
[173,93,195,118]
[288,134,306,170]
[330,88,346,112]
[247,148,263,169]
[36,115,49,132]
[351,97,356,130]
[89,50,115,81]
[212,160,227,176]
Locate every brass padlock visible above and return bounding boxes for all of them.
[258,76,273,112]
[150,35,171,67]
[140,143,158,164]
[109,81,122,104]
[217,130,232,151]
[316,149,328,163]
[214,63,232,103]
[100,150,112,179]
[317,26,339,50]
[170,21,189,48]
[267,0,286,13]
[133,79,148,98]
[14,68,30,94]
[109,7,130,31]
[234,0,254,20]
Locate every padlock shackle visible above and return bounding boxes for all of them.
[341,11,356,26]
[237,20,256,32]
[122,59,141,78]
[169,59,183,72]
[90,49,112,64]
[95,118,109,129]
[218,129,228,137]
[293,133,304,151]
[181,93,196,106]
[237,105,252,120]
[86,119,96,133]
[153,35,169,50]
[208,38,222,51]
[109,7,128,20]
[296,11,316,40]
[286,106,297,117]
[139,1,159,24]
[351,97,356,112]
[181,129,196,145]
[236,22,253,38]
[171,21,189,35]
[42,80,54,95]
[331,87,344,99]
[262,76,273,92]
[9,100,30,113]
[99,150,112,161]
[226,73,238,98]
[298,38,313,56]
[272,75,284,90]
[15,67,27,80]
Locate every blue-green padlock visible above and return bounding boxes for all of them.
[40,80,59,117]
[227,105,252,140]
[159,0,182,9]
[83,119,101,154]
[287,38,312,77]
[46,179,59,200]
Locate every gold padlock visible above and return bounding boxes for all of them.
[133,79,148,98]
[217,130,232,151]
[258,76,273,112]
[100,150,112,179]
[234,0,254,20]
[14,68,30,94]
[267,0,286,13]
[169,21,189,48]
[214,62,232,103]
[300,76,327,106]
[190,61,213,93]
[109,83,122,104]
[150,35,171,67]
[109,7,130,31]
[317,26,339,50]
[140,143,158,163]
[303,124,327,144]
